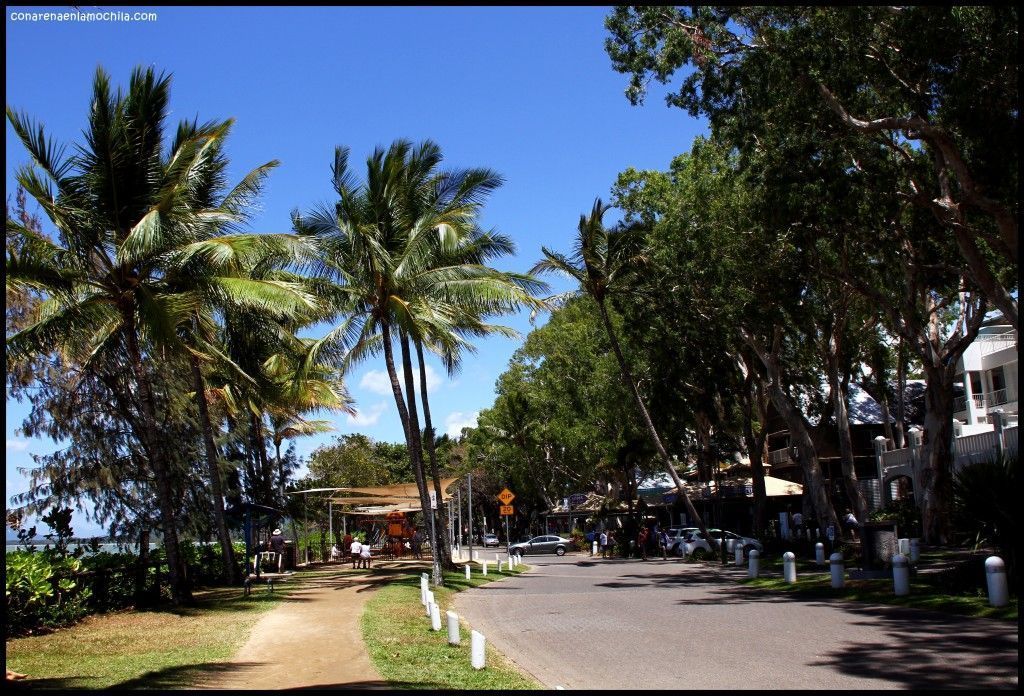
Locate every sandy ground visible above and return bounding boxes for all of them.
[198,560,432,690]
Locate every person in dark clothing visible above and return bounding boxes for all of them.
[269,528,286,555]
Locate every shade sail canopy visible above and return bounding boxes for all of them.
[288,478,460,515]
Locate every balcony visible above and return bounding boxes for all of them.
[977,330,1016,356]
[955,388,1016,414]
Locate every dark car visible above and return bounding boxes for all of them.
[508,535,571,557]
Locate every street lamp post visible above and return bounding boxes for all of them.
[468,470,474,564]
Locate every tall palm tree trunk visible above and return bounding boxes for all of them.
[380,324,441,585]
[399,331,443,586]
[123,314,191,605]
[596,301,709,538]
[415,339,455,570]
[189,352,239,584]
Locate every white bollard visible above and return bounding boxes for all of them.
[909,538,920,564]
[473,550,479,562]
[748,549,760,578]
[426,599,434,618]
[898,538,910,556]
[815,542,825,566]
[420,575,428,605]
[430,602,442,631]
[471,629,486,669]
[465,564,471,580]
[829,552,844,589]
[482,561,488,576]
[446,610,461,645]
[592,540,598,556]
[783,552,797,583]
[427,590,435,609]
[985,556,1008,607]
[498,560,504,572]
[734,544,743,566]
[495,553,500,562]
[892,553,910,596]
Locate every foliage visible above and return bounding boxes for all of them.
[867,498,921,538]
[952,455,1017,588]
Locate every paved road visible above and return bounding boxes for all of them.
[455,554,1018,690]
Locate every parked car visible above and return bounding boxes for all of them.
[508,535,571,557]
[705,529,764,555]
[481,533,500,547]
[663,527,690,556]
[674,528,763,558]
[672,528,713,558]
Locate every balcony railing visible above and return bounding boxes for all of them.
[977,331,1017,356]
[955,389,1016,413]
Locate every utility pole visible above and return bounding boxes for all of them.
[468,470,474,564]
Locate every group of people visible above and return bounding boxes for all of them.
[589,525,671,560]
[788,507,861,542]
[342,532,373,569]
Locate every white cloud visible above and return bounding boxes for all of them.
[6,438,29,451]
[444,411,479,439]
[346,402,388,427]
[359,365,441,396]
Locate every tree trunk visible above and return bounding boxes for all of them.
[123,313,191,606]
[739,358,769,539]
[399,331,443,585]
[133,527,151,605]
[741,328,839,533]
[826,345,869,523]
[919,363,958,544]
[189,352,239,585]
[894,337,908,449]
[415,339,455,570]
[596,301,709,538]
[248,411,273,506]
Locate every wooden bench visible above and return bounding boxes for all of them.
[244,551,295,596]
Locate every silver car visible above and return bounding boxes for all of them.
[509,535,571,557]
[705,528,763,555]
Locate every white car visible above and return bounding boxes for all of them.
[705,528,764,555]
[673,528,713,558]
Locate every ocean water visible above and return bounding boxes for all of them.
[5,542,159,555]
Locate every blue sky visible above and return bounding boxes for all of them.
[5,6,706,536]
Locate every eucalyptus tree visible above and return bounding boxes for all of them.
[605,5,1018,329]
[5,66,319,601]
[532,200,710,538]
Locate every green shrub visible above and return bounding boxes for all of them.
[953,454,1017,590]
[6,550,92,636]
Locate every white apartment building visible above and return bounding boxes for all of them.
[953,318,1018,433]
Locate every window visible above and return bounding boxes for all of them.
[969,371,984,395]
[990,366,1005,393]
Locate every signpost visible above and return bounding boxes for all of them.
[497,489,515,550]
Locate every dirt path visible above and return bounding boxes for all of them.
[198,560,431,690]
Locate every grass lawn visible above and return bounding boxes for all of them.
[726,547,1018,622]
[362,562,541,690]
[4,568,322,689]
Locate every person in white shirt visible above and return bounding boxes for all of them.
[359,542,372,569]
[350,539,362,569]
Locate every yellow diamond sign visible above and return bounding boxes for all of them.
[497,488,515,505]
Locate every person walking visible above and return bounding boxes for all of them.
[350,537,362,569]
[638,526,649,561]
[599,530,608,559]
[411,529,423,560]
[659,528,669,560]
[360,542,372,569]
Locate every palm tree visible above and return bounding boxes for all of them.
[531,199,709,539]
[6,67,312,603]
[295,140,543,583]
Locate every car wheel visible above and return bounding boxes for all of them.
[513,549,524,558]
[555,546,566,556]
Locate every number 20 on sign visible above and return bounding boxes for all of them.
[499,505,514,516]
